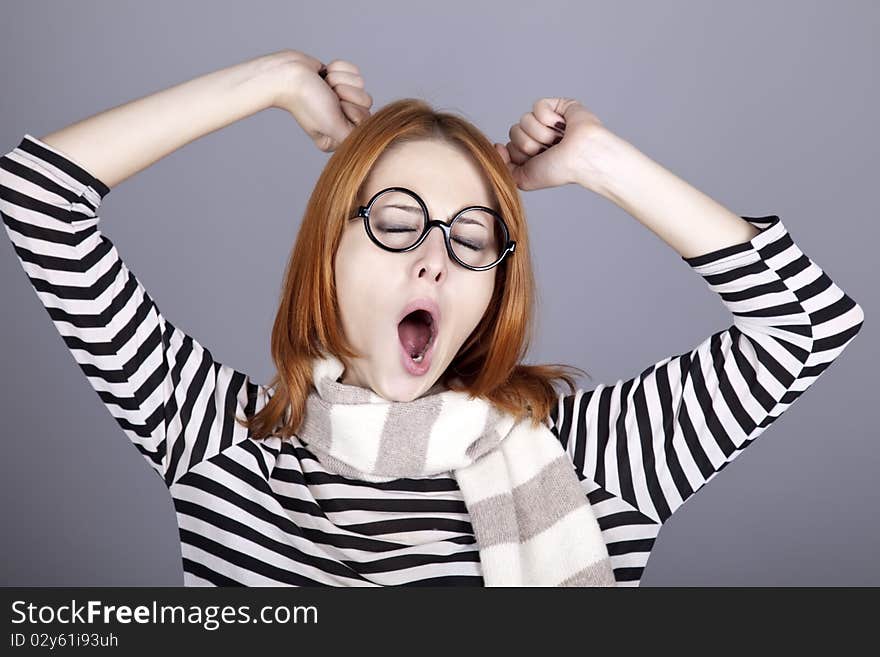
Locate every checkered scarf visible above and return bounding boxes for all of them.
[295,353,617,587]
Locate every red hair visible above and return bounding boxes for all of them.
[239,98,590,440]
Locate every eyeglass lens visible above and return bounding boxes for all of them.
[368,190,505,269]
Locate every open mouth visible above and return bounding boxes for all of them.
[397,308,436,363]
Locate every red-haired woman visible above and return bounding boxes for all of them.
[0,50,864,586]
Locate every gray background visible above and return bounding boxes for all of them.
[1,0,876,586]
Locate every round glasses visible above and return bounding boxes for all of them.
[353,187,516,271]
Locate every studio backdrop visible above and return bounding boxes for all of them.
[0,0,875,586]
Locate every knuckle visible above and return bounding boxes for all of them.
[269,49,303,69]
[329,59,361,75]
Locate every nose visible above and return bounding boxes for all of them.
[413,224,449,281]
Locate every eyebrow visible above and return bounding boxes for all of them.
[384,202,491,227]
[385,203,422,214]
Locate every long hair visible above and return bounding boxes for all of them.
[239,98,591,440]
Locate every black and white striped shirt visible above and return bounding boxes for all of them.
[0,133,865,586]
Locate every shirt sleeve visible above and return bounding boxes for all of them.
[0,133,263,487]
[547,213,865,525]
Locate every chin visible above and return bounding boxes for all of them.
[375,365,441,402]
[354,340,447,401]
[374,377,432,403]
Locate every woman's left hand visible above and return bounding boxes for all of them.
[494,97,607,192]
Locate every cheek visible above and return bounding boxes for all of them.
[451,274,497,344]
[334,239,393,329]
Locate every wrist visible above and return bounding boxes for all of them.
[237,52,297,112]
[251,50,312,112]
[572,126,640,199]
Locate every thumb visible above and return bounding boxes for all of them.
[494,143,515,176]
[509,159,539,191]
[321,98,360,149]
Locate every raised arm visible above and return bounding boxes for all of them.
[550,212,864,524]
[38,48,373,183]
[36,52,286,188]
[546,125,865,526]
[0,51,326,486]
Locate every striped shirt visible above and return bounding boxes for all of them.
[0,133,865,586]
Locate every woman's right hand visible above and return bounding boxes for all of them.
[266,49,374,153]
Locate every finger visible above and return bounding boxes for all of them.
[340,99,370,125]
[321,68,370,105]
[533,98,568,130]
[506,138,531,166]
[519,111,561,147]
[324,59,363,76]
[495,144,516,178]
[330,82,373,110]
[324,69,366,91]
[494,142,511,165]
[509,124,544,159]
[339,99,358,124]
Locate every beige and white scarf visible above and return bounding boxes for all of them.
[295,352,617,587]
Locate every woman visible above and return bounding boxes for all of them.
[0,49,864,586]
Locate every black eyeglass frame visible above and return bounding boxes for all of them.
[352,186,517,272]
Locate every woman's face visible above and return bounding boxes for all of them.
[333,139,499,401]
